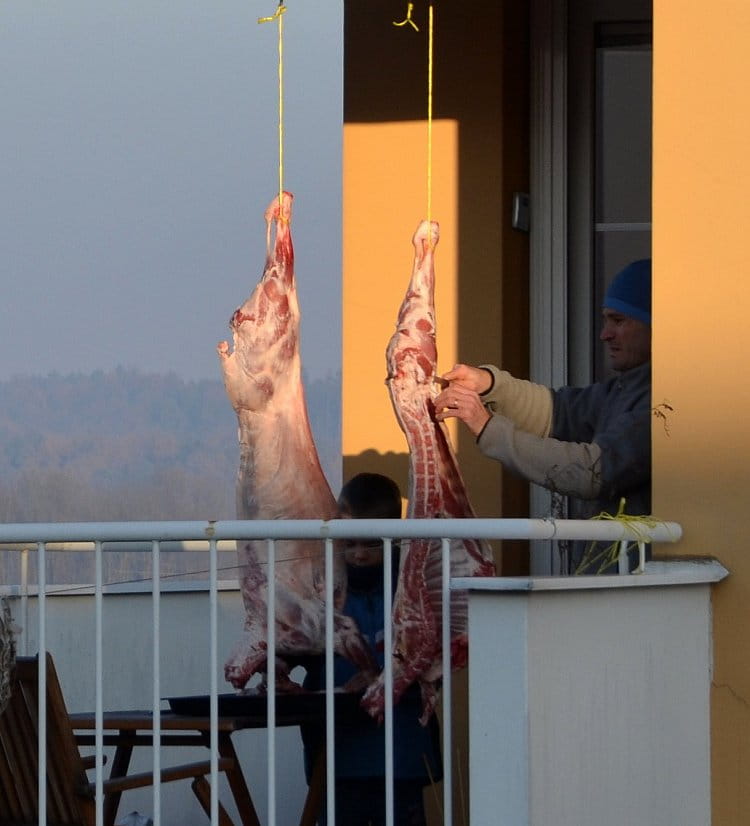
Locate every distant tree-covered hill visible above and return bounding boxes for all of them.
[0,368,341,584]
[0,367,340,522]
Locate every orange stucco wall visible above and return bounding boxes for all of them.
[653,2,750,822]
[341,119,460,465]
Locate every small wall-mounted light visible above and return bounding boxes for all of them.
[512,192,530,233]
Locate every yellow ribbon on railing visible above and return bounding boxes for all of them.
[259,3,287,215]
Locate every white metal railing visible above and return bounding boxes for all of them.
[0,517,682,826]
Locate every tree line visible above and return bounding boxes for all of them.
[0,368,340,585]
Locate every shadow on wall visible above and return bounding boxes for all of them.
[343,450,410,503]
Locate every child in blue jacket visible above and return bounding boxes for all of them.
[301,472,442,826]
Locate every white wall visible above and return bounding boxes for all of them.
[462,561,724,826]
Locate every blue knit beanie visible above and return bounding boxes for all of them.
[603,258,651,324]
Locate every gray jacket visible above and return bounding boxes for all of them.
[550,361,651,519]
[477,362,651,570]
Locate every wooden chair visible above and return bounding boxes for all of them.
[0,653,235,826]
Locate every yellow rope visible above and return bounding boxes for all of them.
[590,497,663,541]
[393,2,435,247]
[574,498,675,574]
[258,3,286,213]
[427,4,433,245]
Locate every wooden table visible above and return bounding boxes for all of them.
[70,698,332,826]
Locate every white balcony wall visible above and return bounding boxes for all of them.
[458,559,728,826]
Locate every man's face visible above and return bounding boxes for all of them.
[600,309,651,372]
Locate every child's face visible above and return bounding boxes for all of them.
[338,504,384,567]
[343,539,384,568]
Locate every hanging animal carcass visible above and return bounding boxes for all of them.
[361,219,496,723]
[219,192,376,692]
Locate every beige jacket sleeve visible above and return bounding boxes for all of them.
[478,364,553,437]
[477,413,603,499]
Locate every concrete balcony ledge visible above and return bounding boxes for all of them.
[452,555,728,592]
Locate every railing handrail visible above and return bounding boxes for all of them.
[0,516,682,545]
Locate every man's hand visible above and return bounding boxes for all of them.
[434,384,491,437]
[440,363,493,394]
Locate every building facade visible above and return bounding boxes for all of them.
[341,1,750,822]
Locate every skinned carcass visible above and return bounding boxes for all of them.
[361,219,496,723]
[219,192,376,691]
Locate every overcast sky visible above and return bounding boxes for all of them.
[0,0,343,383]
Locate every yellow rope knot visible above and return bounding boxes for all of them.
[394,2,419,31]
[258,3,286,25]
[590,497,661,542]
[574,498,667,575]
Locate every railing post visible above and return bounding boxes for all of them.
[37,541,46,826]
[324,537,336,826]
[441,538,453,826]
[209,537,219,826]
[266,538,277,826]
[21,548,28,655]
[95,540,104,826]
[151,540,162,826]
[383,538,394,826]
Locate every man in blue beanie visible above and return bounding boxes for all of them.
[433,259,652,573]
[600,258,651,371]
